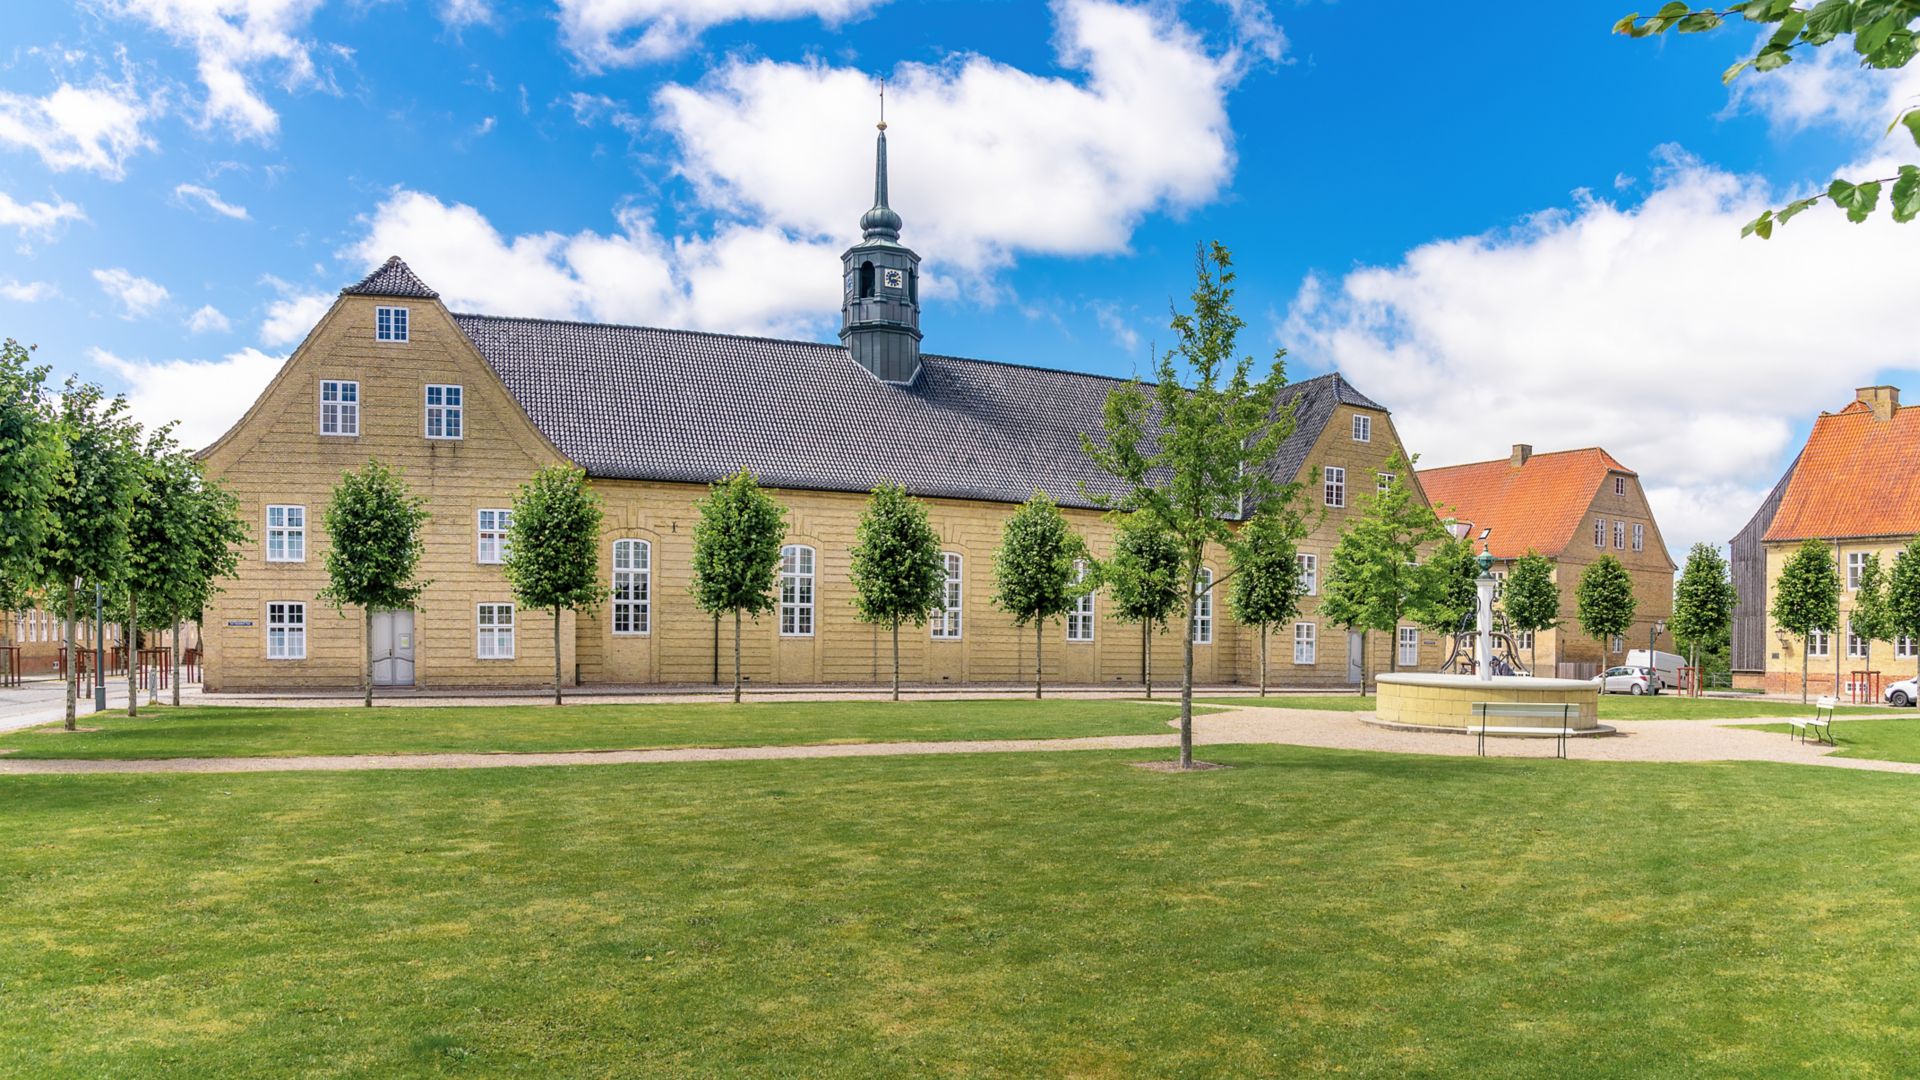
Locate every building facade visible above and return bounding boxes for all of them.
[198,127,1439,692]
[1418,444,1677,679]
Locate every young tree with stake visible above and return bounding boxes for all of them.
[993,491,1087,700]
[690,470,787,704]
[1227,507,1307,696]
[1416,535,1481,636]
[1501,551,1560,676]
[1101,514,1185,698]
[1888,539,1920,680]
[504,466,608,705]
[164,464,245,705]
[0,341,62,629]
[45,381,142,729]
[1082,242,1299,767]
[849,482,946,701]
[1771,539,1840,704]
[318,460,430,708]
[1669,542,1738,692]
[1318,463,1450,693]
[1851,552,1894,688]
[1577,555,1638,674]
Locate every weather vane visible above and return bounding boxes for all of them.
[878,76,887,131]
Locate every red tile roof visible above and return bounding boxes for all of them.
[1417,448,1632,559]
[1764,400,1920,542]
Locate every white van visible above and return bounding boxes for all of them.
[1625,649,1685,692]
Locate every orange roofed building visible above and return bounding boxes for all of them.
[1736,386,1920,696]
[1418,444,1677,678]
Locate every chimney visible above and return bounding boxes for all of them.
[1510,443,1532,467]
[1857,386,1900,421]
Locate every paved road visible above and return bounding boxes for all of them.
[0,678,163,734]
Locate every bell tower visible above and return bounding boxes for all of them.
[840,92,922,384]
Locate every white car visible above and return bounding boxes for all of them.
[1887,679,1918,708]
[1593,666,1654,695]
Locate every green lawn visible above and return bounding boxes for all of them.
[0,699,1199,760]
[1745,714,1920,762]
[1201,693,1902,722]
[6,747,1920,1075]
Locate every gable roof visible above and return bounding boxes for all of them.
[1764,400,1920,542]
[342,256,439,300]
[1417,447,1632,559]
[451,311,1385,510]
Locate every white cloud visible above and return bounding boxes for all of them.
[187,303,231,332]
[173,182,250,220]
[92,267,170,318]
[0,280,58,303]
[654,0,1241,279]
[1284,150,1920,559]
[91,345,286,451]
[259,289,334,346]
[1734,38,1920,138]
[0,191,85,238]
[558,0,875,69]
[96,0,329,140]
[442,0,492,27]
[0,82,154,179]
[1090,301,1141,353]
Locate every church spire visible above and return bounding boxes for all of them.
[840,81,922,384]
[859,82,902,242]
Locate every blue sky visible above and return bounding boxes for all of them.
[2,0,1917,556]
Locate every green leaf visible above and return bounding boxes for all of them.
[1898,108,1920,148]
[1801,0,1854,44]
[1892,166,1920,225]
[1829,178,1882,223]
[1721,57,1753,83]
[1677,11,1723,32]
[1741,209,1774,239]
[1774,196,1818,226]
[1856,13,1901,57]
[1612,13,1642,35]
[1753,47,1793,72]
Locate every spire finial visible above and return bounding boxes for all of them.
[878,77,887,132]
[859,81,902,242]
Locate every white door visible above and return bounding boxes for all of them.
[1347,631,1364,684]
[371,609,415,686]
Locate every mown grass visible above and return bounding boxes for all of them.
[0,699,1201,760]
[1744,714,1920,762]
[5,746,1920,1076]
[1200,693,1902,721]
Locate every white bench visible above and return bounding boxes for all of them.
[1786,696,1837,745]
[1470,702,1580,759]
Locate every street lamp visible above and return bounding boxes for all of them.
[1648,618,1666,695]
[93,584,106,713]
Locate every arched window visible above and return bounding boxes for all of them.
[858,261,875,298]
[781,545,815,636]
[1192,567,1214,645]
[908,269,918,305]
[931,552,962,639]
[1067,560,1095,642]
[612,539,651,635]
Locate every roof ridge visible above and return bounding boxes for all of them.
[1418,446,1634,474]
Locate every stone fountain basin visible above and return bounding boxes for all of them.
[1371,673,1606,735]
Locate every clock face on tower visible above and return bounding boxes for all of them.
[882,268,905,290]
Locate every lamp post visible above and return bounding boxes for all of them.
[1648,618,1666,695]
[1475,547,1496,683]
[93,584,106,712]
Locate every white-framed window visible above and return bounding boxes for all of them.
[1848,620,1868,660]
[1293,622,1316,664]
[266,601,306,660]
[612,539,651,635]
[477,603,515,659]
[1594,518,1606,549]
[780,545,815,636]
[1297,552,1318,596]
[1377,471,1395,493]
[1067,560,1095,642]
[1398,626,1419,668]
[1632,523,1644,553]
[1614,476,1626,496]
[1896,635,1916,659]
[424,384,463,440]
[1808,628,1830,658]
[476,508,512,565]
[265,504,305,563]
[1324,467,1346,508]
[1193,567,1214,645]
[1847,552,1867,591]
[932,552,963,639]
[1613,521,1626,549]
[1352,414,1371,443]
[376,305,409,342]
[1610,634,1625,654]
[1516,629,1535,651]
[319,380,359,436]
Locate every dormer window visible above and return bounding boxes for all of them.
[376,306,409,342]
[1352,414,1371,442]
[1614,476,1626,496]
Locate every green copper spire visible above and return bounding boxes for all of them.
[860,86,902,242]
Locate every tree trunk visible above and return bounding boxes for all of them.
[171,617,181,708]
[1530,638,1539,679]
[1142,621,1152,699]
[1358,629,1369,696]
[1259,624,1268,697]
[553,604,564,706]
[733,608,743,704]
[1180,597,1197,769]
[63,589,76,730]
[126,594,137,718]
[363,607,374,708]
[1035,620,1044,700]
[1389,623,1399,676]
[1801,639,1809,705]
[891,621,901,701]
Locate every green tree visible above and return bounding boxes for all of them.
[1318,462,1451,693]
[1502,551,1561,675]
[159,459,245,706]
[121,430,174,718]
[0,340,62,619]
[1101,513,1184,698]
[690,470,787,704]
[1669,543,1739,691]
[849,482,946,701]
[504,466,608,706]
[1888,538,1920,679]
[45,381,142,729]
[992,491,1087,701]
[1082,242,1300,767]
[1416,535,1481,634]
[1771,539,1841,703]
[318,460,431,708]
[1577,555,1639,673]
[1851,552,1894,679]
[1227,507,1307,697]
[1616,3,1920,236]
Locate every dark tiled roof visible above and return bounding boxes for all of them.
[453,312,1385,511]
[342,256,440,299]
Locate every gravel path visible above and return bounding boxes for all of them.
[3,704,1915,776]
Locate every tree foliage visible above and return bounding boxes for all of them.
[1100,513,1185,698]
[1851,551,1894,670]
[849,482,947,700]
[319,460,431,707]
[1081,242,1299,765]
[1770,538,1840,702]
[1502,550,1561,673]
[1616,1,1920,235]
[993,490,1086,700]
[504,465,608,705]
[1317,462,1451,690]
[1416,536,1481,634]
[1887,538,1920,674]
[690,470,787,703]
[1576,555,1639,663]
[1227,506,1308,696]
[0,340,62,613]
[1670,543,1738,659]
